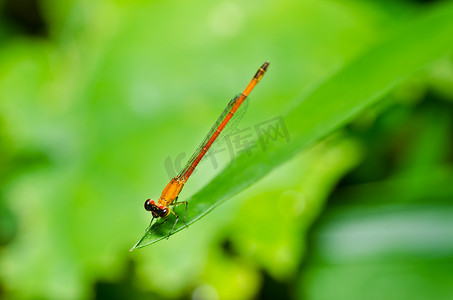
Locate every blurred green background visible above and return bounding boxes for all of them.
[1,0,453,299]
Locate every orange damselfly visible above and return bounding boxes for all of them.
[143,62,269,237]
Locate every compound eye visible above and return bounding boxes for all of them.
[144,199,153,211]
[161,208,169,217]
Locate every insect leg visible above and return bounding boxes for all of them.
[172,201,189,228]
[167,208,179,239]
[145,217,155,232]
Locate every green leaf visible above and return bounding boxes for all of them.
[130,2,453,250]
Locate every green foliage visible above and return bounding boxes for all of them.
[1,1,453,300]
[131,1,453,249]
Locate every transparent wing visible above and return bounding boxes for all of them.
[201,95,248,161]
[177,94,249,180]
